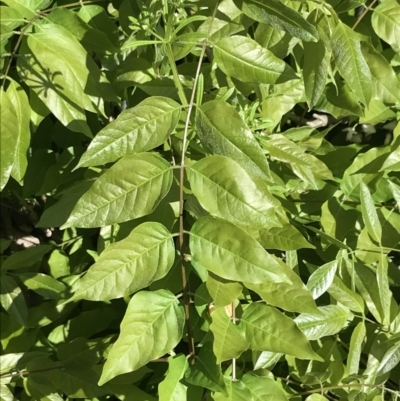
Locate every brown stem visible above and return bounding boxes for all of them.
[231,302,237,382]
[178,2,219,364]
[352,0,379,30]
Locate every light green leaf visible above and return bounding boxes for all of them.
[0,90,17,190]
[78,97,181,168]
[377,254,392,326]
[360,182,382,243]
[305,395,329,401]
[19,273,67,300]
[380,147,400,172]
[206,273,242,308]
[253,351,283,370]
[189,155,281,230]
[214,35,297,84]
[158,355,188,401]
[306,260,337,300]
[210,307,249,364]
[377,335,400,375]
[190,216,291,285]
[328,276,364,313]
[246,263,321,314]
[197,100,271,180]
[361,43,400,104]
[1,245,53,271]
[295,305,352,340]
[63,153,173,228]
[99,290,184,385]
[1,0,50,19]
[240,303,322,361]
[236,0,319,42]
[347,322,366,375]
[331,22,371,106]
[256,224,314,250]
[388,181,400,208]
[5,79,30,184]
[241,374,288,401]
[69,222,174,301]
[185,342,227,395]
[261,134,333,180]
[0,274,28,327]
[372,0,400,53]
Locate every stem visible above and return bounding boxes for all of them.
[352,0,379,30]
[231,302,237,382]
[0,365,64,380]
[178,2,219,364]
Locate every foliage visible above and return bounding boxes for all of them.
[1,0,400,400]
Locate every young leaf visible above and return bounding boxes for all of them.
[19,273,67,300]
[190,216,291,285]
[210,307,249,363]
[214,35,298,84]
[189,155,281,229]
[377,254,392,326]
[235,0,319,42]
[62,153,173,228]
[360,182,382,243]
[77,97,181,168]
[331,22,372,106]
[69,222,174,301]
[240,303,322,361]
[158,355,188,401]
[328,276,364,313]
[99,290,184,385]
[295,305,352,340]
[197,100,272,180]
[347,321,366,375]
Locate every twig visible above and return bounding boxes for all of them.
[352,0,379,30]
[0,365,64,380]
[178,2,218,364]
[231,302,237,382]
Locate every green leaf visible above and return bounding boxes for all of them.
[388,181,400,208]
[331,22,371,106]
[371,0,400,53]
[256,224,314,250]
[190,216,291,285]
[377,254,392,326]
[261,134,333,180]
[46,8,117,54]
[361,43,400,104]
[206,273,242,307]
[380,147,400,172]
[0,274,28,327]
[5,79,30,184]
[235,0,319,42]
[306,260,337,300]
[303,11,331,109]
[377,335,400,375]
[347,321,366,375]
[214,35,297,84]
[241,374,288,401]
[99,290,184,385]
[77,97,181,168]
[19,273,67,300]
[189,155,281,229]
[246,263,321,314]
[210,307,249,363]
[197,100,272,180]
[63,153,173,228]
[295,305,351,340]
[327,276,364,313]
[1,245,53,271]
[69,222,174,301]
[360,182,382,243]
[185,342,227,395]
[158,355,188,401]
[240,303,322,361]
